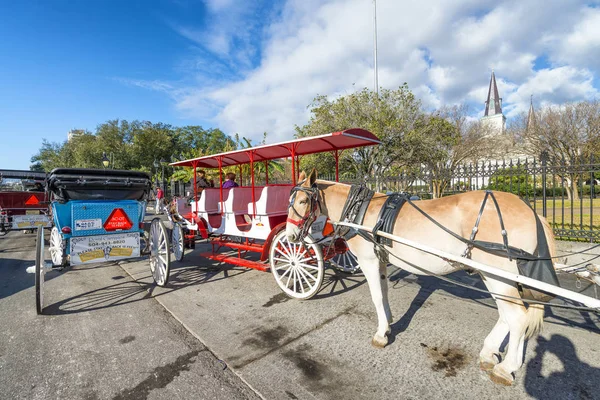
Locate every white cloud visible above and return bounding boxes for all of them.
[504,67,599,117]
[130,0,600,142]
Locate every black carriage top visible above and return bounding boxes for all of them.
[47,168,152,202]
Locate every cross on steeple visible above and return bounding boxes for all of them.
[484,70,503,116]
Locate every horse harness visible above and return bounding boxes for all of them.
[287,182,322,240]
[315,184,559,297]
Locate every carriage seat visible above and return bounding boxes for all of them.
[250,185,293,216]
[174,198,191,215]
[193,188,225,214]
[219,187,262,215]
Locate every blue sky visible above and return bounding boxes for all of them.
[1,0,599,170]
[0,0,242,169]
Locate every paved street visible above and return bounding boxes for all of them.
[0,230,260,400]
[1,221,600,399]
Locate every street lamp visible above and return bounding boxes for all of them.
[102,152,110,169]
[153,159,159,187]
[160,158,166,194]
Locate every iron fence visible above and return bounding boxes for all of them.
[323,154,600,242]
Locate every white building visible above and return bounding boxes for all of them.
[67,129,84,141]
[480,71,506,135]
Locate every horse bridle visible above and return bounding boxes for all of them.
[286,182,321,240]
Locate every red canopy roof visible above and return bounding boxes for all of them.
[170,128,381,168]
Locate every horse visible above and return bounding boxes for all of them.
[285,169,556,386]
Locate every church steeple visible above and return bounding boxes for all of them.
[526,95,536,132]
[484,71,503,116]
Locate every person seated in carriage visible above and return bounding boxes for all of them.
[222,172,239,189]
[194,170,212,191]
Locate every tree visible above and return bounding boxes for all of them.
[404,106,496,198]
[518,100,600,200]
[295,84,423,184]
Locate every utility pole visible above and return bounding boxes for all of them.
[373,0,379,96]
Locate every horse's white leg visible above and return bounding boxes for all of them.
[491,299,528,385]
[379,259,393,327]
[358,254,391,348]
[479,315,508,371]
[481,274,528,385]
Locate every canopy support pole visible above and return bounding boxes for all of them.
[334,150,339,182]
[264,161,269,185]
[290,146,297,185]
[193,161,198,206]
[218,158,223,214]
[249,152,256,217]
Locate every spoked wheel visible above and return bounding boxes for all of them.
[35,226,45,314]
[171,222,185,262]
[149,218,170,286]
[269,230,324,300]
[49,226,67,268]
[328,248,360,274]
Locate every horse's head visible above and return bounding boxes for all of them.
[286,168,320,243]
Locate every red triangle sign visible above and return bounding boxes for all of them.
[103,208,133,231]
[25,195,40,205]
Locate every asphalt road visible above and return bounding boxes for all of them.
[0,229,260,400]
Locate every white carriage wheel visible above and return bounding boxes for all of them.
[171,222,185,262]
[35,226,45,315]
[149,219,170,286]
[49,226,66,267]
[269,230,324,300]
[328,247,360,274]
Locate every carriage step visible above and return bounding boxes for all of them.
[200,252,269,272]
[211,240,264,253]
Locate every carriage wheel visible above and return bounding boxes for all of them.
[269,230,324,300]
[171,222,185,262]
[328,247,360,274]
[35,226,45,315]
[49,226,67,267]
[149,219,170,286]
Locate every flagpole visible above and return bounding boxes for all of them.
[373,0,379,95]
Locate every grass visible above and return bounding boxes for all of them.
[529,199,600,235]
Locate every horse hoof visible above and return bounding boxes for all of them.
[371,335,388,348]
[479,361,495,371]
[489,366,514,386]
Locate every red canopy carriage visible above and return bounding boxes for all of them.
[164,128,381,298]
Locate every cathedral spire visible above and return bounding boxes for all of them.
[484,70,502,116]
[527,95,536,132]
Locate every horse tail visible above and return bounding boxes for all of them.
[524,217,555,339]
[525,304,545,339]
[540,217,556,263]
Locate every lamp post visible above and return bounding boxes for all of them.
[102,152,110,169]
[153,159,159,188]
[160,158,166,194]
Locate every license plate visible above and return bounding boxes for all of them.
[12,214,51,229]
[26,210,40,215]
[75,218,102,231]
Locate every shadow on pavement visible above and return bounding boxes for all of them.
[524,334,600,400]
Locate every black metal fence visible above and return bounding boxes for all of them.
[322,154,600,242]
